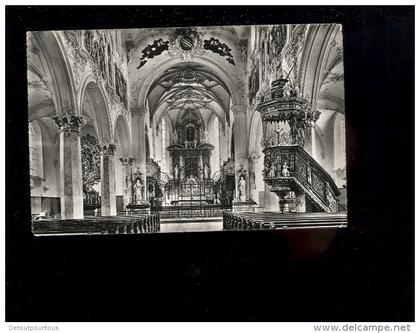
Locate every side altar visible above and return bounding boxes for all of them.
[125,167,151,214]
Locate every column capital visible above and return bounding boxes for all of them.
[52,113,85,136]
[101,143,117,157]
[119,157,134,165]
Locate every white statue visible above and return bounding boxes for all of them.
[283,81,292,98]
[269,163,277,178]
[174,165,179,180]
[239,175,247,202]
[204,164,209,179]
[282,162,290,177]
[133,179,143,204]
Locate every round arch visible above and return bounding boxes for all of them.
[79,79,112,145]
[298,24,339,105]
[31,31,77,115]
[114,115,131,158]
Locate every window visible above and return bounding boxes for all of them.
[161,118,166,165]
[333,113,346,170]
[28,121,43,178]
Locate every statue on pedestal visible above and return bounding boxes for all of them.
[174,164,179,180]
[133,179,144,204]
[269,163,277,178]
[238,175,247,202]
[204,164,209,179]
[283,81,292,98]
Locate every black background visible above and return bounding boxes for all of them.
[6,6,414,322]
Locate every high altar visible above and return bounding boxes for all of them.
[167,111,215,206]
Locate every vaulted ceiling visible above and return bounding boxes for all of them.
[123,26,249,129]
[147,62,232,127]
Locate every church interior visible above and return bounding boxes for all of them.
[27,24,347,235]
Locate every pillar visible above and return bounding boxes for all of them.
[264,183,279,211]
[296,191,306,213]
[53,113,84,219]
[131,107,148,205]
[232,104,250,202]
[100,144,117,216]
[248,153,261,203]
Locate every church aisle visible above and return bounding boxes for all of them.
[160,220,223,233]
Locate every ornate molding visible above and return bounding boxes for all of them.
[52,108,85,136]
[59,30,128,117]
[136,38,170,69]
[119,157,134,166]
[101,143,117,157]
[203,37,235,65]
[168,28,206,62]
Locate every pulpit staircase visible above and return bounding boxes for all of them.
[263,145,341,213]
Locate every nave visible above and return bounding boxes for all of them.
[28,24,347,235]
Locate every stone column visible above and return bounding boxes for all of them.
[248,153,261,203]
[119,157,133,208]
[53,113,84,220]
[296,191,306,213]
[100,144,117,216]
[131,107,148,205]
[232,104,250,201]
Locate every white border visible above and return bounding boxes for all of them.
[1,2,416,333]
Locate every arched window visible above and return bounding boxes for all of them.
[161,118,166,166]
[213,116,219,143]
[28,121,43,178]
[333,113,346,187]
[333,113,346,170]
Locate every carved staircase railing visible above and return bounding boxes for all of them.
[263,145,341,212]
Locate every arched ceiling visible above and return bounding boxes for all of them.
[147,62,232,126]
[123,26,249,128]
[81,82,111,143]
[318,61,344,112]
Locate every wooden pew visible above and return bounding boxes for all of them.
[32,214,161,236]
[223,212,347,231]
